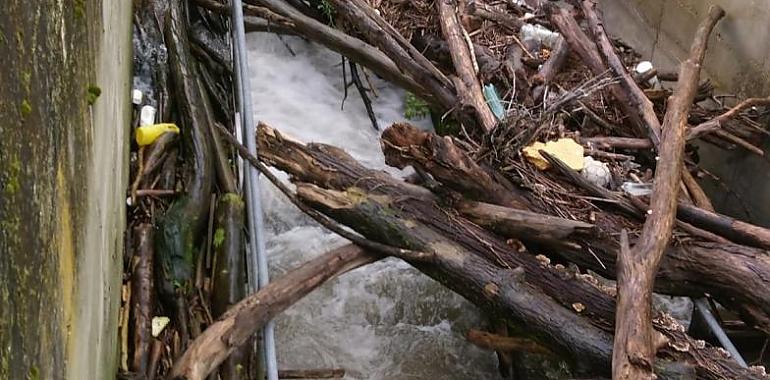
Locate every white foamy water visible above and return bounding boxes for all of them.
[246,33,500,379]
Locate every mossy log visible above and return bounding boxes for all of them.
[380,122,770,333]
[210,193,247,380]
[155,1,215,306]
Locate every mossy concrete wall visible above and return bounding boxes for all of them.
[600,0,770,226]
[0,0,131,378]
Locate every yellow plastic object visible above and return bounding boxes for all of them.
[522,138,584,171]
[135,123,180,146]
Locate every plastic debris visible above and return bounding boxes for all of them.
[520,23,562,48]
[483,84,505,120]
[621,181,653,196]
[581,156,611,188]
[140,105,157,126]
[136,123,180,146]
[523,138,584,170]
[132,89,143,105]
[151,316,171,337]
[635,61,661,89]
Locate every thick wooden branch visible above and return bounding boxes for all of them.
[382,123,530,209]
[581,137,654,150]
[532,37,570,100]
[466,329,553,356]
[612,6,725,379]
[240,0,436,103]
[456,200,594,246]
[688,97,770,140]
[581,0,663,147]
[170,245,378,380]
[382,122,770,334]
[468,3,525,31]
[437,0,499,132]
[323,0,460,114]
[256,123,764,379]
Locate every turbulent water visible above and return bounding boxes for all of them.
[246,33,500,379]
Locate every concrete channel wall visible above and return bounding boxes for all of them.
[0,1,768,379]
[0,0,131,379]
[599,0,770,226]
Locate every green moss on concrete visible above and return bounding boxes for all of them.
[19,99,31,117]
[0,0,129,378]
[213,228,225,249]
[86,85,101,105]
[74,0,86,19]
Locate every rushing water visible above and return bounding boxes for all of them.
[246,33,500,379]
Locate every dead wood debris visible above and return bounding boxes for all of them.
[121,0,770,379]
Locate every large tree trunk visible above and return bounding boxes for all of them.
[253,123,763,379]
[380,122,770,334]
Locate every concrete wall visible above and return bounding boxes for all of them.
[600,0,770,226]
[0,0,131,378]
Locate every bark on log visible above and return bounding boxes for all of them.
[170,245,378,380]
[580,1,663,147]
[256,123,763,379]
[156,0,215,306]
[210,194,247,380]
[687,97,770,140]
[322,0,460,114]
[532,36,570,101]
[456,200,594,246]
[412,35,502,82]
[581,137,654,150]
[466,329,553,356]
[382,123,530,209]
[130,224,155,375]
[381,122,770,334]
[278,369,345,379]
[437,0,498,132]
[237,0,437,104]
[676,203,770,250]
[611,6,724,379]
[468,2,525,31]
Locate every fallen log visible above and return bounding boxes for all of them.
[170,245,379,380]
[437,0,499,132]
[210,194,248,380]
[688,96,770,140]
[455,200,594,246]
[611,5,724,378]
[380,122,770,333]
[156,0,215,309]
[129,224,155,376]
[252,123,762,379]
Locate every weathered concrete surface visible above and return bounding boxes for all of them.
[0,0,131,378]
[600,0,770,226]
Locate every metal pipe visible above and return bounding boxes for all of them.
[693,298,747,368]
[230,0,279,378]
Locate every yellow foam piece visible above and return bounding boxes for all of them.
[522,138,584,170]
[136,123,180,146]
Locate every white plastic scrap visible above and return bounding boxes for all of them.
[621,182,653,196]
[151,316,171,337]
[581,156,611,188]
[132,89,143,105]
[140,105,157,127]
[520,23,562,49]
[635,61,661,89]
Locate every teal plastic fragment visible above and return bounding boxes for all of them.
[483,84,505,120]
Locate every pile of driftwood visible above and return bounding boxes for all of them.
[121,0,770,379]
